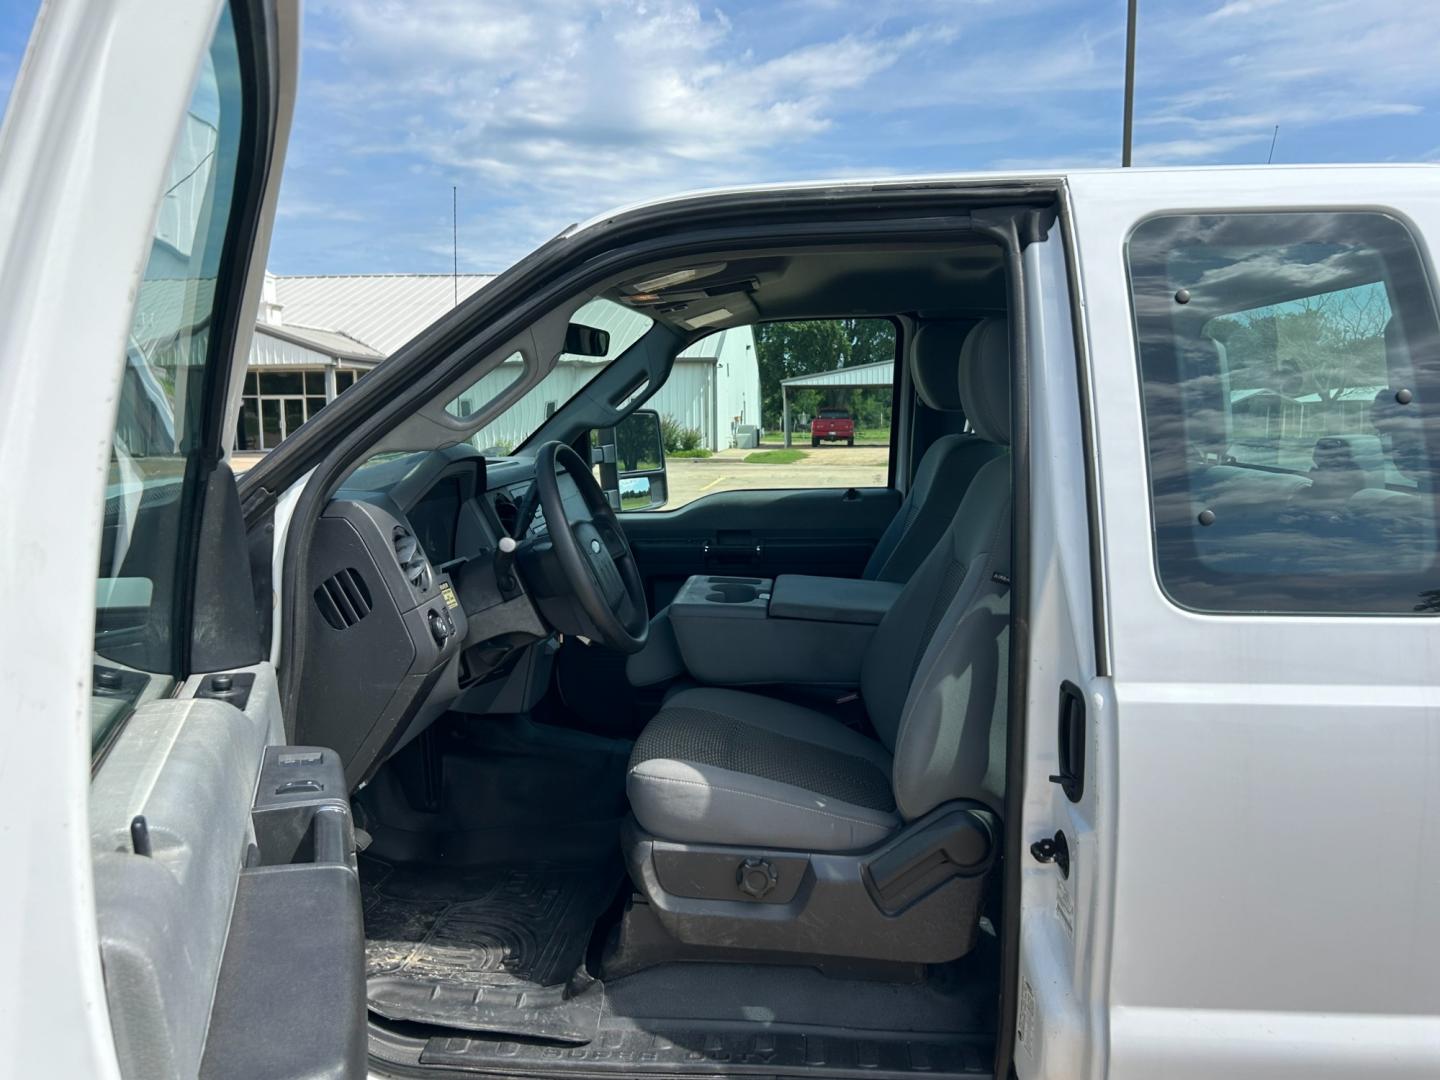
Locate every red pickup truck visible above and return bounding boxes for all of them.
[810,407,854,447]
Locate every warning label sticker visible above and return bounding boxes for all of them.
[1056,874,1075,938]
[1017,977,1038,1055]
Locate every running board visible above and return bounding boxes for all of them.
[419,1029,993,1078]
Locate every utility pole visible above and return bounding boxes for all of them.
[1267,125,1280,164]
[452,185,458,307]
[1122,0,1138,166]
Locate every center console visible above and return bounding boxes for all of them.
[663,573,902,687]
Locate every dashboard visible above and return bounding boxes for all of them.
[292,445,553,788]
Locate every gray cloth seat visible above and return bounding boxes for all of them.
[864,320,1005,583]
[627,317,1012,853]
[628,687,900,852]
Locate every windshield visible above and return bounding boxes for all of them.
[454,298,652,455]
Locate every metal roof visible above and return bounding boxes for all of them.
[255,322,382,362]
[271,274,495,355]
[781,359,894,390]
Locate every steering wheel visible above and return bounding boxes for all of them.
[531,440,649,653]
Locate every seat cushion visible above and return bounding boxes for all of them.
[626,687,899,852]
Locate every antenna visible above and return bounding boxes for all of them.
[1267,125,1280,164]
[452,185,458,307]
[1121,0,1138,166]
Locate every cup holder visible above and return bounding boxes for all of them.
[706,582,761,604]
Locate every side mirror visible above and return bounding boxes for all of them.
[594,409,668,510]
[565,322,611,357]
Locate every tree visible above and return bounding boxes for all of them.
[1209,285,1389,406]
[753,319,897,430]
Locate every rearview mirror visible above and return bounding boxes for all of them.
[565,322,611,357]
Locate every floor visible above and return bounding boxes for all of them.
[358,712,998,1078]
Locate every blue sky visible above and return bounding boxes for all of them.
[3,0,1438,274]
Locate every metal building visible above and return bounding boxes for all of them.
[778,358,894,447]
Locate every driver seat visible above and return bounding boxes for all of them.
[620,318,1010,965]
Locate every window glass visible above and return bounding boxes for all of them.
[446,298,653,454]
[1127,211,1440,614]
[94,9,247,751]
[620,318,896,512]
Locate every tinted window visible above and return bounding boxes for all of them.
[94,11,247,750]
[1127,212,1440,614]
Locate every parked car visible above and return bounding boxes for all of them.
[4,4,1440,1080]
[811,406,855,446]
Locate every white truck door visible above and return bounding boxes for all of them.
[1055,166,1440,1080]
[0,2,312,1077]
[1009,200,1114,1080]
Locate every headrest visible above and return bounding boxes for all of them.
[957,318,1010,445]
[1311,434,1386,497]
[909,322,970,411]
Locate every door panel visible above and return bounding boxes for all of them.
[91,664,366,1080]
[1012,226,1111,1080]
[623,485,901,607]
[1064,168,1440,1079]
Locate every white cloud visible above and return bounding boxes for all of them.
[266,0,1440,271]
[1136,0,1439,162]
[308,0,928,210]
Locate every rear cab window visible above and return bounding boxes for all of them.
[1126,211,1440,614]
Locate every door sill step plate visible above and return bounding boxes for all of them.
[419,1028,992,1078]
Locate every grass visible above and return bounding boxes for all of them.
[745,449,808,465]
[668,448,714,458]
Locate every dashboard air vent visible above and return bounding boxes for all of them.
[314,568,373,630]
[392,525,431,591]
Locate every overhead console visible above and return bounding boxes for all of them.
[662,573,902,687]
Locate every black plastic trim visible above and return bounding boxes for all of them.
[174,0,277,680]
[988,213,1031,1080]
[1056,183,1110,676]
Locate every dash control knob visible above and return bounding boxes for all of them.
[427,609,453,646]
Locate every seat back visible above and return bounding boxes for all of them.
[861,317,1011,818]
[865,321,1001,582]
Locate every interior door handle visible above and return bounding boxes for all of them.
[1048,681,1086,803]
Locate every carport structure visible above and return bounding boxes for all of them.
[779,359,894,447]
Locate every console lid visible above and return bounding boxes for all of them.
[769,575,903,625]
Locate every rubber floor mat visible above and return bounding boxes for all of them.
[360,856,623,1043]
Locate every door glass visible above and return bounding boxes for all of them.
[283,397,305,439]
[239,397,260,446]
[261,398,282,449]
[621,318,897,512]
[1127,211,1440,615]
[94,9,248,751]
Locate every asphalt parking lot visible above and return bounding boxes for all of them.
[663,444,889,510]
